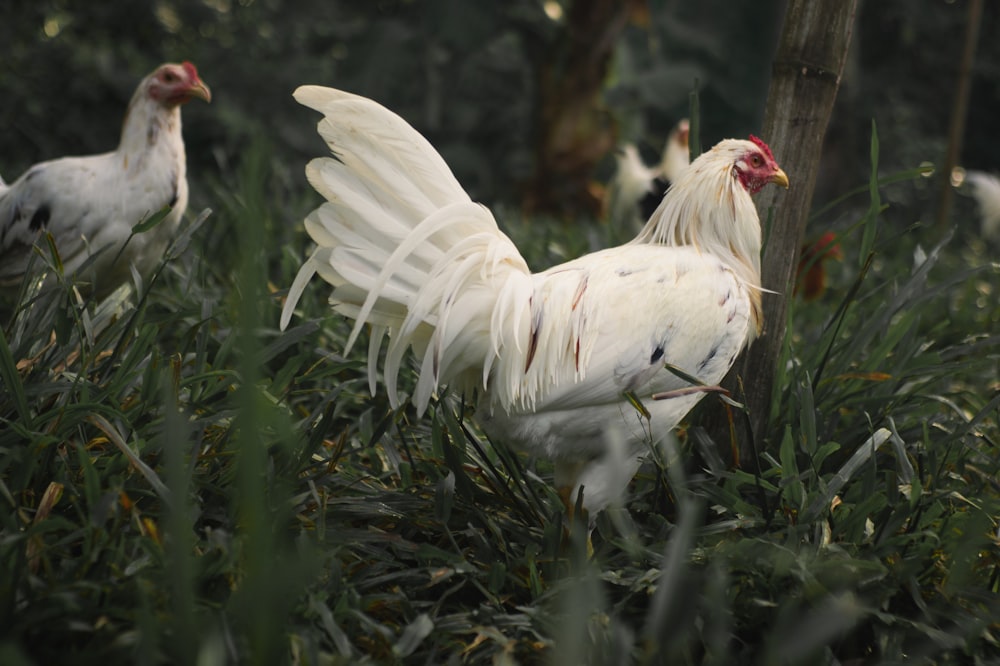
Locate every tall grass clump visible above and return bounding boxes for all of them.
[0,140,324,664]
[0,130,997,665]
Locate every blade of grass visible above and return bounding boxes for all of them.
[804,427,891,521]
[0,327,34,431]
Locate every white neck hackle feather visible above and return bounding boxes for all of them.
[631,139,765,336]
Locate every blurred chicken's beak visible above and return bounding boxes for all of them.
[771,168,789,189]
[189,80,212,103]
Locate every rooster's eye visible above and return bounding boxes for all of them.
[163,72,177,83]
[750,155,763,168]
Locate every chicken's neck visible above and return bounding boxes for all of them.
[116,94,184,174]
[659,138,689,183]
[630,159,763,336]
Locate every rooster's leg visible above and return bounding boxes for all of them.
[554,459,585,521]
[556,485,586,524]
[555,460,592,556]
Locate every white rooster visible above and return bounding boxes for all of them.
[607,118,690,228]
[0,62,211,296]
[963,171,1000,243]
[282,87,788,522]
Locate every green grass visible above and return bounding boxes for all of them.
[1,136,998,665]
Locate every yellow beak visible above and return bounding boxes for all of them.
[771,168,789,189]
[186,79,212,104]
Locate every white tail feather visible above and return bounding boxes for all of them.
[283,86,536,414]
[296,86,468,209]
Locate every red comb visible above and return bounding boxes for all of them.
[749,135,775,162]
[181,61,199,79]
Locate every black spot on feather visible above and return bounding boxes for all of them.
[525,303,541,372]
[29,205,50,232]
[166,170,179,209]
[650,346,664,365]
[697,343,721,373]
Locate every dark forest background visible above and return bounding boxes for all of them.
[2,0,998,229]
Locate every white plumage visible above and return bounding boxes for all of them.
[607,119,690,228]
[283,86,788,519]
[0,62,210,296]
[964,171,1000,243]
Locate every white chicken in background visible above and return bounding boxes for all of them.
[607,118,690,229]
[963,171,1000,243]
[0,62,211,297]
[282,87,788,522]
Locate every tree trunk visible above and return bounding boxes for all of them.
[936,0,983,230]
[718,0,859,459]
[522,0,645,219]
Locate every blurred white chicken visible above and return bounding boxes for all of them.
[607,119,690,229]
[282,87,787,521]
[963,170,1000,243]
[0,62,211,296]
